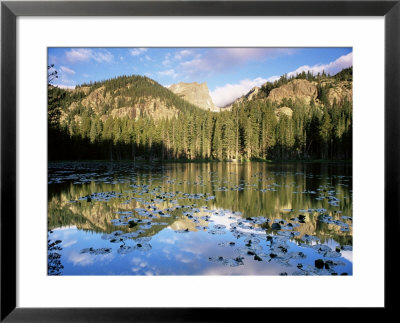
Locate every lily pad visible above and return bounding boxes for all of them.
[120,232,139,239]
[101,231,123,240]
[208,230,226,235]
[323,251,342,258]
[135,237,152,243]
[175,229,190,233]
[81,247,112,255]
[213,224,226,230]
[312,245,332,254]
[244,237,260,245]
[133,243,152,251]
[208,256,244,267]
[117,245,136,254]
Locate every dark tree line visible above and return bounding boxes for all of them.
[48,71,352,161]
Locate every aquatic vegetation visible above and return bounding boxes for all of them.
[81,247,112,255]
[175,229,190,233]
[208,256,244,267]
[48,161,352,276]
[207,229,226,235]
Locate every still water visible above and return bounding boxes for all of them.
[48,161,352,275]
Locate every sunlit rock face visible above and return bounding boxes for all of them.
[274,106,293,120]
[169,82,220,112]
[60,85,180,123]
[326,81,353,105]
[268,79,318,104]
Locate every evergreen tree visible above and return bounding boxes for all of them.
[48,69,352,161]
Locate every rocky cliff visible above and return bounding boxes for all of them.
[224,76,352,111]
[169,82,219,112]
[61,86,179,123]
[325,81,353,105]
[268,79,318,104]
[57,76,208,125]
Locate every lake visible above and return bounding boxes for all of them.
[48,161,352,275]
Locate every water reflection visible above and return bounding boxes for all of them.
[48,161,352,275]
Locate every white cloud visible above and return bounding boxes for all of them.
[217,48,292,64]
[94,50,113,63]
[65,48,92,62]
[56,72,76,86]
[55,84,76,90]
[180,58,203,70]
[158,69,178,78]
[287,52,353,77]
[68,252,94,266]
[145,55,151,61]
[129,48,147,56]
[162,53,172,66]
[62,239,77,248]
[210,52,352,108]
[179,48,296,79]
[162,58,171,66]
[210,76,276,108]
[175,49,193,60]
[65,48,113,63]
[60,66,75,75]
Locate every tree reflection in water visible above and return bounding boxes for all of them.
[48,161,352,275]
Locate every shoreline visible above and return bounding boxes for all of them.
[48,159,352,164]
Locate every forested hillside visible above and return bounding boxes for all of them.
[48,68,352,161]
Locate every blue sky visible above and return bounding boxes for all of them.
[48,47,352,107]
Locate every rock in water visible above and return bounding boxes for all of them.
[254,254,262,261]
[315,259,325,269]
[271,223,281,230]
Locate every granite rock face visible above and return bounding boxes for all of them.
[274,106,293,119]
[224,77,352,110]
[268,79,318,104]
[326,81,352,105]
[169,82,219,112]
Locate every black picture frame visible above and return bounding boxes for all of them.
[1,0,398,321]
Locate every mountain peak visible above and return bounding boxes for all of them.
[169,82,219,112]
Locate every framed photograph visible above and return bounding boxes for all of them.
[1,0,398,321]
